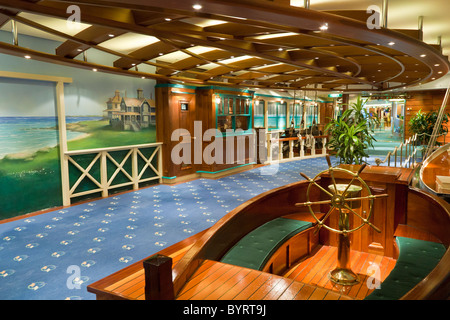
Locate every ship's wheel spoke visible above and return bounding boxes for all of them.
[300,172,334,198]
[314,205,336,234]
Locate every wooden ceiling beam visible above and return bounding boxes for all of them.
[0,0,379,88]
[1,0,447,92]
[56,26,127,58]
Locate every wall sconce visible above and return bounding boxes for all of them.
[215,96,221,104]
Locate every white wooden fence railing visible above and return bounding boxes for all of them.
[62,142,162,205]
[266,130,327,163]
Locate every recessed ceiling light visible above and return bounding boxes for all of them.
[165,18,172,21]
[438,71,443,74]
[278,47,283,51]
[420,54,427,58]
[24,55,31,59]
[77,49,83,52]
[92,68,97,72]
[319,23,328,31]
[388,42,395,46]
[193,4,202,10]
[108,34,114,37]
[158,53,164,56]
[434,64,440,67]
[141,76,146,79]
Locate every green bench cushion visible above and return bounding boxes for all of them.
[220,218,312,270]
[365,237,446,300]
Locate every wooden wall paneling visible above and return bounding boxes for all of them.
[405,89,449,142]
[156,86,172,177]
[156,85,197,178]
[196,88,214,173]
[405,188,450,246]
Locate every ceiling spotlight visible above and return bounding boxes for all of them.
[165,18,172,21]
[420,54,427,58]
[319,23,328,31]
[192,4,202,10]
[24,55,31,59]
[388,42,395,46]
[77,49,83,52]
[92,68,97,72]
[278,47,283,51]
[158,53,164,56]
[141,76,146,79]
[435,64,440,67]
[108,34,114,37]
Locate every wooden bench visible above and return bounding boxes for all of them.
[365,237,446,300]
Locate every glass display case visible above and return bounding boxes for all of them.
[216,94,252,133]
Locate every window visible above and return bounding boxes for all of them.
[216,94,252,134]
[253,100,265,128]
[289,103,302,128]
[267,101,287,130]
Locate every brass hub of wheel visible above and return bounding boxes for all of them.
[331,194,346,208]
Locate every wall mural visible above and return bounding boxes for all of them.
[0,34,157,220]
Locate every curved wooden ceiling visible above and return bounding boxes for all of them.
[0,0,448,93]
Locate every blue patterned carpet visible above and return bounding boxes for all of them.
[0,156,375,300]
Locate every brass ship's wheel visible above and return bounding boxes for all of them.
[296,156,387,286]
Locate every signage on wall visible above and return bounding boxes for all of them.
[328,93,343,98]
[180,102,189,111]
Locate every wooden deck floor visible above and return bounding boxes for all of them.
[176,245,396,300]
[284,245,397,300]
[89,243,396,300]
[176,258,352,300]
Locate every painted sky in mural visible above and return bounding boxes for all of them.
[0,30,157,219]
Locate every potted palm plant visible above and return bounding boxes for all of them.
[325,96,377,165]
[409,109,449,145]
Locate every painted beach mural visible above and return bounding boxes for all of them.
[0,70,156,220]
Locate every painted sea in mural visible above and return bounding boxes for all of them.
[0,116,102,159]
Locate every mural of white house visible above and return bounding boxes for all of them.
[104,89,156,131]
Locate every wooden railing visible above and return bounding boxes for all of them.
[62,142,162,205]
[266,130,328,163]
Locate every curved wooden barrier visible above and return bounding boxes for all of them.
[172,168,450,300]
[172,179,319,296]
[399,187,450,299]
[87,166,450,300]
